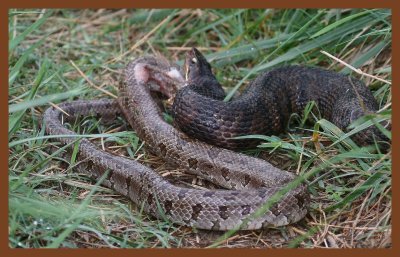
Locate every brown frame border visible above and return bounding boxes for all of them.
[4,0,397,255]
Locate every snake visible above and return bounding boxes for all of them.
[43,48,388,231]
[173,48,388,150]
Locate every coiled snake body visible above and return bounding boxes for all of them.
[43,48,387,230]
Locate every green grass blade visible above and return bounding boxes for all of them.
[46,171,110,248]
[9,87,87,113]
[9,58,50,136]
[317,119,358,149]
[224,10,324,101]
[346,112,391,141]
[341,40,390,74]
[191,9,247,37]
[9,33,50,86]
[9,9,53,52]
[325,171,387,212]
[105,9,177,33]
[310,10,370,38]
[9,131,133,148]
[207,33,294,65]
[253,12,390,73]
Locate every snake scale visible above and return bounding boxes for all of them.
[43,48,388,231]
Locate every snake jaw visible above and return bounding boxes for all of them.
[185,63,189,81]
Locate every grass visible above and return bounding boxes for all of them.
[8,9,391,248]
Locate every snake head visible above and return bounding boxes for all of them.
[184,47,213,81]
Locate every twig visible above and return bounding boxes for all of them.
[320,50,391,85]
[69,60,117,98]
[107,15,172,64]
[49,102,70,116]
